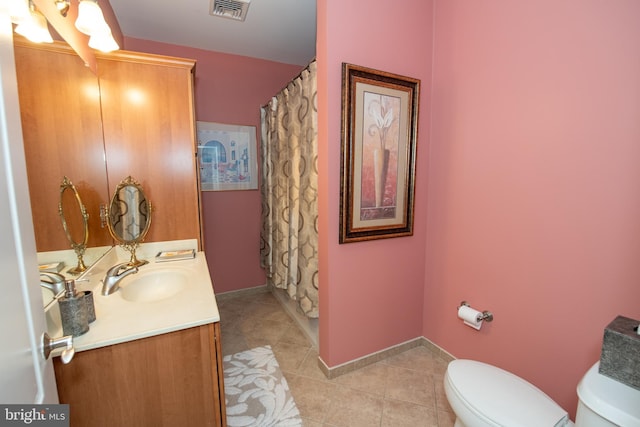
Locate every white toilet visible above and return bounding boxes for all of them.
[444,359,640,427]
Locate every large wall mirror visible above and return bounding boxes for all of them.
[14,40,113,267]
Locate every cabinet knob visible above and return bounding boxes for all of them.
[42,332,75,364]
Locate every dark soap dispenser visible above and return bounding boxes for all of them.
[59,279,89,337]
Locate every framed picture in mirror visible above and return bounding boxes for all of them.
[196,121,258,191]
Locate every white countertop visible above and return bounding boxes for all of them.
[45,240,220,352]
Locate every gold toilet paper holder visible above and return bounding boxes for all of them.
[460,301,494,322]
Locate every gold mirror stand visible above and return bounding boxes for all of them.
[59,176,89,275]
[121,242,147,267]
[106,176,152,267]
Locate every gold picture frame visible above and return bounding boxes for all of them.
[339,63,420,243]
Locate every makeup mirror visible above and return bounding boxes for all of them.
[106,176,152,267]
[59,176,89,275]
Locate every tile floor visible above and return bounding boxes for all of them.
[217,287,457,427]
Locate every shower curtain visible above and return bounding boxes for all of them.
[260,60,318,318]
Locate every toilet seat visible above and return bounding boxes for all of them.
[445,359,570,427]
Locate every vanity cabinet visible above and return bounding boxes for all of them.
[14,41,203,252]
[53,323,227,427]
[17,40,222,425]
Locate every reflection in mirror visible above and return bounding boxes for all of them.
[15,41,114,278]
[40,271,66,310]
[59,177,89,275]
[107,176,152,267]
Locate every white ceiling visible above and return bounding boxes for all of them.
[108,0,316,66]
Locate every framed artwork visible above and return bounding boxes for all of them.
[196,121,258,191]
[339,63,420,243]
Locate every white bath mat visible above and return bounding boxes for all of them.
[223,345,302,427]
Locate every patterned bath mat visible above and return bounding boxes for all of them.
[223,345,302,427]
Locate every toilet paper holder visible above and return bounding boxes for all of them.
[459,301,494,322]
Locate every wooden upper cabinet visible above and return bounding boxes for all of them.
[14,41,203,253]
[96,51,202,249]
[14,42,112,252]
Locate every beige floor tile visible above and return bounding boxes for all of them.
[272,341,312,373]
[323,387,384,427]
[333,361,392,397]
[280,322,313,346]
[434,376,453,412]
[381,398,439,427]
[239,305,291,327]
[217,307,240,323]
[437,408,457,427]
[243,290,279,307]
[245,300,293,323]
[382,345,441,373]
[432,356,449,376]
[220,331,251,356]
[296,348,332,381]
[385,365,437,409]
[244,318,289,342]
[216,297,248,316]
[286,373,338,423]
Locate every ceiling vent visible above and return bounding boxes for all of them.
[210,0,251,22]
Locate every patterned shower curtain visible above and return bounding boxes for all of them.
[260,61,318,318]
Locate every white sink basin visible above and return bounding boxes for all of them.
[119,268,188,302]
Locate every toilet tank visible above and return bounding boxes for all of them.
[576,361,640,427]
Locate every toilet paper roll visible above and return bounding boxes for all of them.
[458,305,483,330]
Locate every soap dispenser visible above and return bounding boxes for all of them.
[59,279,89,337]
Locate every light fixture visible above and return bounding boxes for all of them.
[75,0,106,35]
[14,1,53,43]
[55,0,70,17]
[9,0,119,51]
[75,0,119,52]
[88,27,118,52]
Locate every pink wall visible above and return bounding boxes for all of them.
[123,37,303,293]
[123,2,640,419]
[424,0,640,418]
[318,0,433,366]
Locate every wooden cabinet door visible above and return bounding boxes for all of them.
[97,52,202,249]
[14,41,112,252]
[54,324,226,427]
